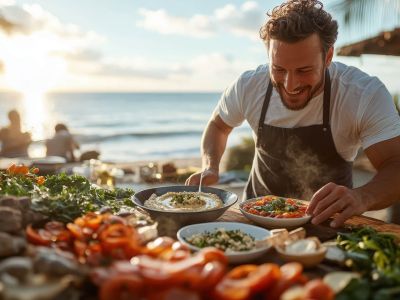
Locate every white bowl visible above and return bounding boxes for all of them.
[177,222,272,264]
[275,243,327,268]
[239,198,312,229]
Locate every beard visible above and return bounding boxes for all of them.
[271,70,325,111]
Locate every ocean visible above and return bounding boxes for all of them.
[0,92,252,162]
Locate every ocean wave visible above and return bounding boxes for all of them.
[75,130,203,143]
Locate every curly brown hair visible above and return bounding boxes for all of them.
[260,0,338,55]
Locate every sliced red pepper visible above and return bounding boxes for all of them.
[214,263,281,300]
[99,274,143,300]
[26,224,52,246]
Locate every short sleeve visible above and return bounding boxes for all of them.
[359,84,400,150]
[214,76,245,128]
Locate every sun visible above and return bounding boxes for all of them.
[2,33,67,141]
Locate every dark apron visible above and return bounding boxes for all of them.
[244,70,353,200]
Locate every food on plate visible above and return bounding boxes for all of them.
[95,248,227,300]
[26,213,146,266]
[144,191,223,211]
[335,226,400,298]
[185,228,255,252]
[241,195,307,218]
[322,271,360,294]
[284,238,319,255]
[266,228,327,268]
[0,166,140,223]
[214,263,281,300]
[281,278,334,300]
[266,227,306,247]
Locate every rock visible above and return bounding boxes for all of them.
[33,247,83,277]
[0,207,22,233]
[0,232,26,257]
[0,196,20,209]
[17,197,32,211]
[22,210,46,227]
[0,257,33,281]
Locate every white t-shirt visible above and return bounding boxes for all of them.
[216,62,400,162]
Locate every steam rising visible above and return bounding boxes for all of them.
[283,136,332,200]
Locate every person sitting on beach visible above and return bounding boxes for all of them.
[46,123,80,162]
[0,110,31,158]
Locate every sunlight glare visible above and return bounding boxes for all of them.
[2,33,66,142]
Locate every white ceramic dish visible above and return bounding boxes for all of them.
[239,197,312,229]
[177,222,272,264]
[275,239,327,268]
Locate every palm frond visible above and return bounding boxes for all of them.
[330,0,400,33]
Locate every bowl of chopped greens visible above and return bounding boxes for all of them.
[240,195,311,228]
[177,222,272,264]
[133,186,238,233]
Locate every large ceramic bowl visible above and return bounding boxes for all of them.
[239,197,311,229]
[133,185,238,235]
[177,222,272,264]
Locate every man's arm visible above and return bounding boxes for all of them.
[307,136,400,227]
[186,114,233,185]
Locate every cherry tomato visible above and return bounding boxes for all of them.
[214,263,281,300]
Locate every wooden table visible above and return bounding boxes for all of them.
[217,204,400,277]
[220,204,400,242]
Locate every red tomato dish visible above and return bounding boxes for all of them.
[241,196,307,218]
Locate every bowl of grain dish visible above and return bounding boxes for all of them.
[177,222,272,264]
[133,185,238,235]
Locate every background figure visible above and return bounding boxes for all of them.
[46,123,79,162]
[0,110,31,157]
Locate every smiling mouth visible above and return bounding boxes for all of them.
[284,89,304,96]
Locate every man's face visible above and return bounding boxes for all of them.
[268,34,333,110]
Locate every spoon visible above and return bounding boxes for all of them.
[198,171,203,193]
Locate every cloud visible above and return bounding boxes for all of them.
[0,3,104,44]
[0,1,262,92]
[215,1,263,39]
[62,49,103,62]
[137,1,264,40]
[90,56,193,80]
[137,8,215,38]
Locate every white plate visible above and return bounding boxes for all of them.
[239,198,312,229]
[177,222,271,264]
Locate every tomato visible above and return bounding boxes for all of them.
[147,287,201,300]
[99,274,143,300]
[145,237,175,256]
[85,213,105,230]
[6,164,16,174]
[280,262,303,281]
[214,263,281,300]
[266,262,305,300]
[98,222,141,258]
[304,279,334,300]
[200,248,228,265]
[36,176,45,185]
[67,223,84,239]
[18,166,29,175]
[26,225,52,246]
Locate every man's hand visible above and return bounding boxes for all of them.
[185,168,219,186]
[306,182,368,228]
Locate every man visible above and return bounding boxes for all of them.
[0,110,31,157]
[46,123,79,162]
[186,0,400,228]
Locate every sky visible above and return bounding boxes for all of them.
[0,0,399,93]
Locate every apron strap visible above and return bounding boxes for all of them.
[256,80,273,147]
[323,69,331,129]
